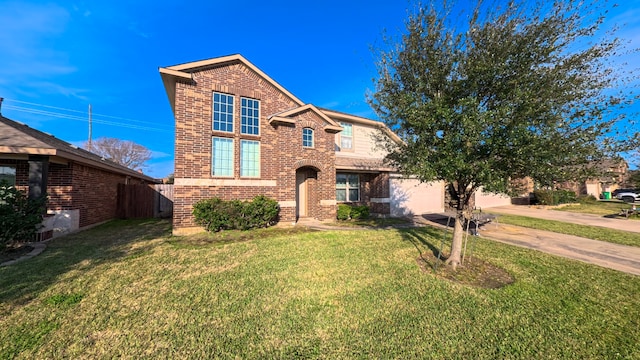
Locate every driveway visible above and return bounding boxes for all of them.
[479,223,640,276]
[416,211,640,276]
[488,205,640,233]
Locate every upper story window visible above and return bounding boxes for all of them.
[241,97,260,135]
[213,92,234,133]
[0,165,16,186]
[340,122,353,150]
[212,137,234,177]
[302,128,314,148]
[240,140,260,177]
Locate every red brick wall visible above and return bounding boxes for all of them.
[47,162,73,210]
[343,172,391,215]
[3,159,150,229]
[173,61,337,230]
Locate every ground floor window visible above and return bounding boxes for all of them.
[212,137,234,176]
[0,165,16,186]
[240,140,260,177]
[336,173,359,202]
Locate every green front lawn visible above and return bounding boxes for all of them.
[555,200,638,218]
[1,219,638,358]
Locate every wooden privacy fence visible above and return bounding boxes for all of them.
[117,184,174,219]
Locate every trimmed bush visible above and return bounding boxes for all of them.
[532,189,578,205]
[350,205,370,220]
[192,195,279,232]
[337,204,351,220]
[336,204,371,220]
[0,183,47,247]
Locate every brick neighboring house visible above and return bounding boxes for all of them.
[0,113,158,239]
[160,54,450,235]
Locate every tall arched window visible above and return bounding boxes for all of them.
[302,128,314,148]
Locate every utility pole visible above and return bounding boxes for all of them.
[88,104,92,149]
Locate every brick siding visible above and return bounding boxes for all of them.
[5,159,149,229]
[173,61,337,230]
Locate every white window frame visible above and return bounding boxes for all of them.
[212,137,234,177]
[302,127,314,148]
[336,173,360,202]
[212,92,234,133]
[240,97,260,135]
[240,139,260,178]
[340,122,353,150]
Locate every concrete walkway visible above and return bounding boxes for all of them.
[488,205,640,233]
[0,242,47,266]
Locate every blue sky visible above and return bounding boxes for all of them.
[1,0,639,178]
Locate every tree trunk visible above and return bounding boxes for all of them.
[445,211,465,270]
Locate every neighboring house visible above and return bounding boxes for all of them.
[0,113,158,239]
[557,158,629,198]
[159,54,513,234]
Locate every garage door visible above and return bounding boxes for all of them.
[390,178,444,217]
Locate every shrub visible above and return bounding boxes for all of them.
[192,197,228,232]
[532,190,555,205]
[350,205,370,220]
[532,189,577,205]
[0,183,47,247]
[337,204,351,220]
[192,195,279,232]
[556,189,577,204]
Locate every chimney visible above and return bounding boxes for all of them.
[0,97,3,114]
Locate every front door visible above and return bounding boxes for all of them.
[296,170,308,218]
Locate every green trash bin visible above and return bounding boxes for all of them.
[603,192,611,200]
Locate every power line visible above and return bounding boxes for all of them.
[3,98,174,130]
[3,105,173,133]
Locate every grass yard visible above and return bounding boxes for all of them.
[1,219,639,359]
[496,214,640,247]
[555,200,639,218]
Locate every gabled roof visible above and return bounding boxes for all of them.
[159,54,305,114]
[268,104,342,133]
[0,115,158,182]
[320,108,403,145]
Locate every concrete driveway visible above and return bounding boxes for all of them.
[479,223,640,276]
[488,205,640,233]
[416,207,640,276]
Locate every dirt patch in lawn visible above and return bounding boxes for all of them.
[0,244,35,264]
[417,252,515,289]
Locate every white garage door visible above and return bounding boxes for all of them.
[390,178,444,217]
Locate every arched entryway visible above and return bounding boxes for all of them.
[295,166,318,220]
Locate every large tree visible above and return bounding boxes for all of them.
[369,0,638,269]
[86,137,152,171]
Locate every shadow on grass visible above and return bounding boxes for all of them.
[0,218,172,314]
[399,226,450,270]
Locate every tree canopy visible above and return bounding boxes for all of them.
[86,137,152,171]
[369,0,638,269]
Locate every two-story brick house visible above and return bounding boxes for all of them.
[160,54,447,234]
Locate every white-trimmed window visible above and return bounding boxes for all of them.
[213,92,234,133]
[240,140,260,177]
[302,128,314,148]
[336,173,359,202]
[241,97,260,135]
[0,165,16,186]
[212,137,234,176]
[340,122,353,150]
